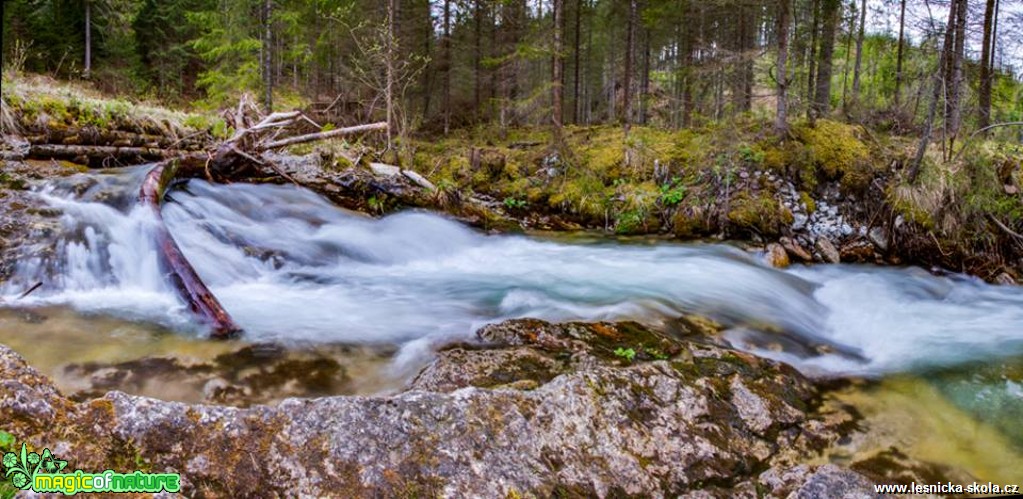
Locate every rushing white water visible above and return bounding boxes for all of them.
[3,167,1023,377]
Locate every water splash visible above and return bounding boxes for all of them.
[4,170,1023,377]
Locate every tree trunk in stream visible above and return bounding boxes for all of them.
[140,159,241,339]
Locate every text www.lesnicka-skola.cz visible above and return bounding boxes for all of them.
[874,481,1020,495]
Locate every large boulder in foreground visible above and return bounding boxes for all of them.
[0,319,878,497]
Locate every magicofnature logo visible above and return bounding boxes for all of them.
[2,440,180,495]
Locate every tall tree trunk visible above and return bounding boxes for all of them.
[623,0,636,133]
[841,4,854,110]
[851,0,867,106]
[422,0,433,119]
[442,0,451,134]
[386,0,396,149]
[894,0,906,107]
[978,0,996,130]
[740,4,755,113]
[584,0,593,124]
[489,1,497,116]
[474,0,483,114]
[552,0,564,130]
[682,0,694,128]
[84,0,91,79]
[263,0,273,113]
[908,0,959,183]
[573,0,583,123]
[947,0,967,155]
[775,0,791,136]
[806,0,821,121]
[813,0,840,119]
[640,23,650,125]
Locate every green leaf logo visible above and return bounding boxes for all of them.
[1,443,48,490]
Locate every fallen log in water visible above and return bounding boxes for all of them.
[140,158,241,339]
[126,100,387,339]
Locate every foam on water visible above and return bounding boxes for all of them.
[4,168,1023,377]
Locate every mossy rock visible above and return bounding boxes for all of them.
[794,120,878,193]
[762,140,819,191]
[798,191,816,214]
[727,192,793,237]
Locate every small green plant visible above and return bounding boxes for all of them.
[614,347,637,362]
[615,210,644,234]
[738,144,765,164]
[659,177,688,206]
[367,195,386,214]
[503,197,527,210]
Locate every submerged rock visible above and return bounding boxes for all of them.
[0,319,896,497]
[58,343,401,407]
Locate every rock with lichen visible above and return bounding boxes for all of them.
[0,318,910,497]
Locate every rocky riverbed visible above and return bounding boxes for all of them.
[0,318,972,497]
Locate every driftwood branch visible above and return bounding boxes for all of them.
[257,122,388,150]
[988,214,1023,242]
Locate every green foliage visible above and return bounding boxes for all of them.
[0,431,16,452]
[614,347,637,362]
[658,177,688,207]
[737,144,764,165]
[367,195,386,214]
[503,197,527,210]
[185,1,262,108]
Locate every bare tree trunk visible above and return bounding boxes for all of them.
[640,24,650,125]
[385,0,396,149]
[813,0,840,119]
[894,0,906,107]
[908,0,959,183]
[623,0,636,133]
[978,0,997,130]
[422,2,433,119]
[683,0,694,128]
[474,0,483,114]
[84,0,91,79]
[851,0,866,106]
[584,0,593,124]
[263,0,273,113]
[552,0,565,133]
[573,0,583,124]
[442,0,451,134]
[947,0,967,155]
[775,0,791,136]
[806,0,820,121]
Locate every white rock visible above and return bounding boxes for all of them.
[792,214,808,231]
[401,169,436,191]
[369,162,401,177]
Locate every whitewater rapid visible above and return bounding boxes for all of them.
[3,167,1022,377]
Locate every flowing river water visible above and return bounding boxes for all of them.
[1,165,1021,482]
